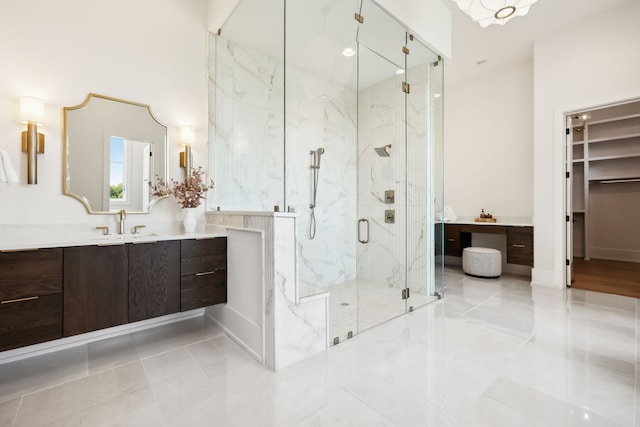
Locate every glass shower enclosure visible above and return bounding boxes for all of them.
[211,0,444,345]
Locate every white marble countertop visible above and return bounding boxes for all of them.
[0,223,227,251]
[207,210,299,218]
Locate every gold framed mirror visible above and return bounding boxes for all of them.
[63,93,168,214]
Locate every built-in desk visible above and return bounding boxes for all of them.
[441,221,534,267]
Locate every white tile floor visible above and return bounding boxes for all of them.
[1,266,638,426]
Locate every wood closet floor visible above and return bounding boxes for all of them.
[572,258,640,299]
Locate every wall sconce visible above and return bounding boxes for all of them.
[20,96,45,185]
[179,125,194,178]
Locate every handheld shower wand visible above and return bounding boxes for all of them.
[315,147,325,168]
[309,147,325,239]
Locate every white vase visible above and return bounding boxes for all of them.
[183,208,197,233]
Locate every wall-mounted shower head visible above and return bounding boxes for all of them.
[374,144,391,157]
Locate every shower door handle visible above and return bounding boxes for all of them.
[358,218,369,244]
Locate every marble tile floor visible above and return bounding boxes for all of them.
[1,266,638,426]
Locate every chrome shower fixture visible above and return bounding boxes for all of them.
[308,147,325,239]
[374,144,392,157]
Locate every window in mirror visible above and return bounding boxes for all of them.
[109,137,126,201]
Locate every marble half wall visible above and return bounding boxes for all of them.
[206,211,328,370]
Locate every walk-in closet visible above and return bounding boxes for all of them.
[569,99,640,297]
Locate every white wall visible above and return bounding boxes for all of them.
[0,0,208,226]
[374,0,452,59]
[532,1,640,288]
[444,58,533,219]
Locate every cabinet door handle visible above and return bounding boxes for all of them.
[447,238,455,242]
[512,244,526,248]
[195,270,218,276]
[1,296,39,304]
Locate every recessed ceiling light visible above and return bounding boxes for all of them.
[342,47,355,57]
[396,69,405,75]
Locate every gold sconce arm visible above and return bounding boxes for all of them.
[19,96,45,185]
[21,122,45,185]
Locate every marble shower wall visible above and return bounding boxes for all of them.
[285,66,358,289]
[357,62,432,296]
[212,36,285,212]
[211,36,358,289]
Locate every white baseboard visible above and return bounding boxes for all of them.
[588,247,640,263]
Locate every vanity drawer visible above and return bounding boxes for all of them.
[0,248,63,300]
[180,238,227,275]
[0,293,63,352]
[507,227,533,266]
[444,224,461,257]
[180,271,227,311]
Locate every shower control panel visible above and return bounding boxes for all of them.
[384,190,395,204]
[385,210,395,224]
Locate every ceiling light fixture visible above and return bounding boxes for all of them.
[451,0,539,28]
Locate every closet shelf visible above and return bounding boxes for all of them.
[588,153,640,162]
[588,112,640,126]
[587,132,640,144]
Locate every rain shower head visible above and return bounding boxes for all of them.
[374,144,392,157]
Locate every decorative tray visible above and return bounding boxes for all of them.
[474,217,497,223]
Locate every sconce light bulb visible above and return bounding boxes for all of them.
[180,125,195,146]
[20,96,44,125]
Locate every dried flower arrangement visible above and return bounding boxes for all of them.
[150,166,214,209]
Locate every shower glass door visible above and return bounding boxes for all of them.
[356,0,409,332]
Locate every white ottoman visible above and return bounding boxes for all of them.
[462,247,502,278]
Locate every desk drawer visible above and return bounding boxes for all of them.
[507,227,533,266]
[444,224,461,256]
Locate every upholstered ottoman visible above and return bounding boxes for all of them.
[462,247,502,278]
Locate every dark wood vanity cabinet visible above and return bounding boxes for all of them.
[443,225,472,257]
[507,227,534,266]
[444,224,462,256]
[442,223,534,267]
[63,245,129,337]
[128,241,180,322]
[0,248,63,352]
[180,238,227,311]
[1,236,227,353]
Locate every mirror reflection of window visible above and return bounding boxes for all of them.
[110,137,127,201]
[107,137,153,212]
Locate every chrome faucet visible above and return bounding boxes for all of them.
[118,209,126,234]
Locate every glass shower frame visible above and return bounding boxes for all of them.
[210,0,444,345]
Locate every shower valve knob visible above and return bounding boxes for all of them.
[385,190,395,204]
